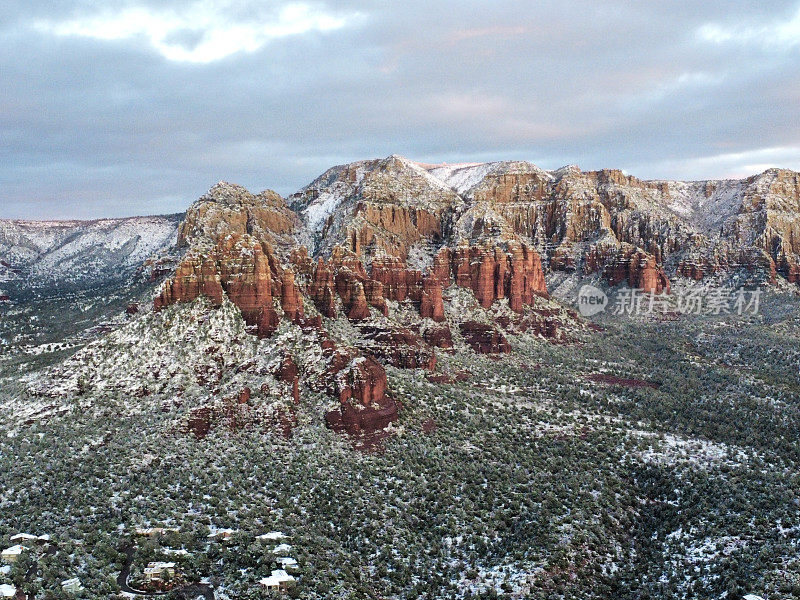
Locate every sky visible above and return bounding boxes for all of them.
[1,1,799,219]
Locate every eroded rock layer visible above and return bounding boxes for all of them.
[147,154,800,444]
[153,180,565,442]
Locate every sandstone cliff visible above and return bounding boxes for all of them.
[145,155,800,444]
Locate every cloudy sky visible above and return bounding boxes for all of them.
[1,1,799,219]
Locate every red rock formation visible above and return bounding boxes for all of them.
[272,407,298,439]
[434,242,547,313]
[419,275,445,321]
[636,253,671,294]
[364,279,389,316]
[155,235,290,336]
[359,325,436,370]
[677,260,708,281]
[677,248,778,284]
[325,356,400,435]
[275,354,300,404]
[503,312,562,339]
[586,245,670,294]
[257,305,280,338]
[237,387,251,404]
[149,239,547,336]
[220,242,275,325]
[182,394,297,439]
[371,255,422,302]
[343,277,370,321]
[459,321,511,354]
[154,256,224,310]
[280,270,303,322]
[432,247,451,283]
[329,246,367,278]
[423,326,453,349]
[308,258,337,317]
[186,406,213,438]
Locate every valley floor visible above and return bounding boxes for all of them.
[0,293,799,599]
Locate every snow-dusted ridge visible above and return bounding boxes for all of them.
[3,156,798,291]
[0,214,182,289]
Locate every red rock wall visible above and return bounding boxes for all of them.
[433,242,548,312]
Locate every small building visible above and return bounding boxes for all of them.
[0,584,16,598]
[1,545,26,564]
[143,561,176,583]
[276,557,298,572]
[61,578,83,593]
[272,543,292,555]
[743,596,765,600]
[10,533,49,546]
[259,569,295,592]
[257,531,287,542]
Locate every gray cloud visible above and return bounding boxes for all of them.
[1,0,799,218]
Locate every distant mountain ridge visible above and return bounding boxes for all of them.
[0,214,183,291]
[35,154,793,439]
[288,155,800,289]
[3,157,800,295]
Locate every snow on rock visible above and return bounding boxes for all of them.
[426,162,494,196]
[661,179,745,233]
[293,160,371,233]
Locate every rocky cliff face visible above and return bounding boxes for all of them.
[151,168,577,441]
[426,161,800,287]
[29,154,800,446]
[143,155,800,443]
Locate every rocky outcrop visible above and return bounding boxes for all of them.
[423,325,454,349]
[154,256,224,310]
[280,270,303,323]
[586,244,670,294]
[307,257,338,318]
[154,235,282,335]
[335,272,370,321]
[496,309,563,340]
[419,275,445,322]
[359,325,436,371]
[325,355,400,436]
[275,354,300,404]
[364,279,389,316]
[178,182,300,253]
[433,242,548,312]
[181,391,297,440]
[459,322,511,354]
[220,241,276,326]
